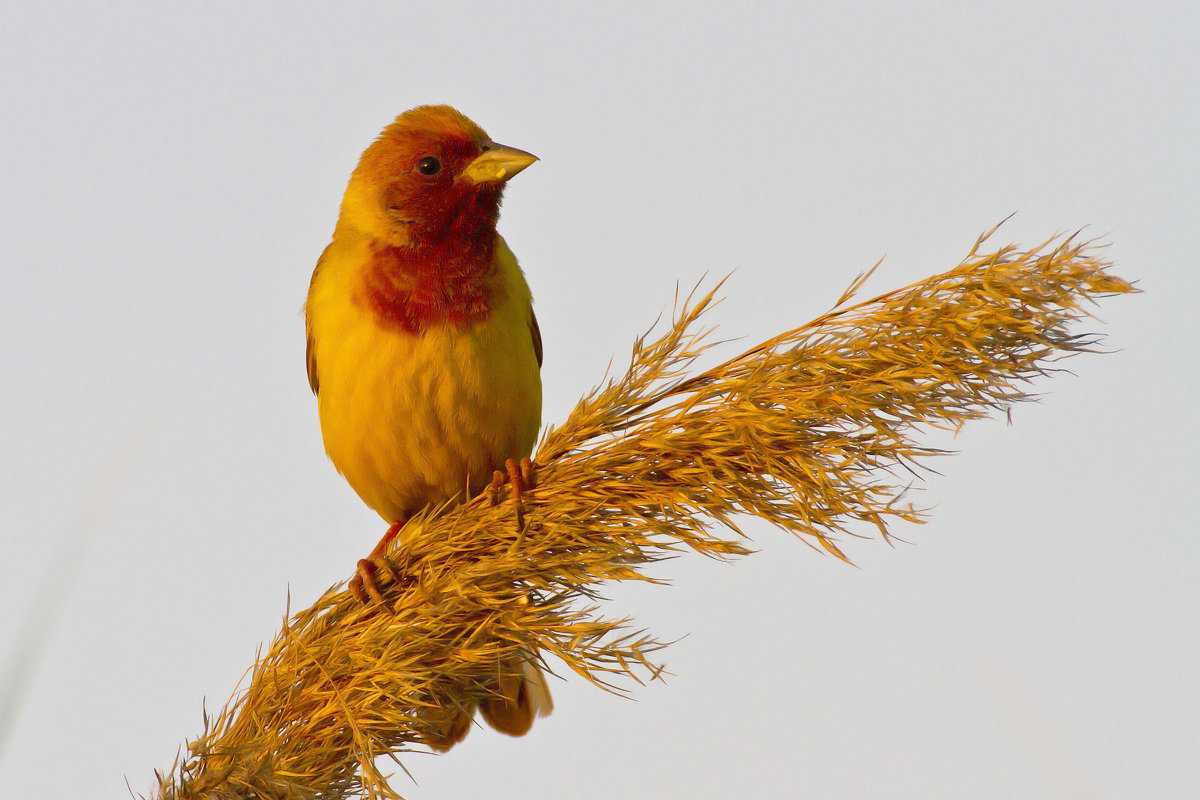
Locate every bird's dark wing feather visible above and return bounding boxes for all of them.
[306,245,333,395]
[530,309,543,369]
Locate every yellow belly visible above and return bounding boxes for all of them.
[308,236,541,523]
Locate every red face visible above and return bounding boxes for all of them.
[355,107,503,246]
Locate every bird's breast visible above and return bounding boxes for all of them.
[308,236,541,523]
[357,236,500,334]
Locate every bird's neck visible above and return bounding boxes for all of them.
[357,222,500,335]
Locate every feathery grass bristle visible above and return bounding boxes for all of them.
[152,225,1134,799]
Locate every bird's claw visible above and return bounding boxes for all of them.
[490,457,537,532]
[520,456,537,491]
[351,555,400,606]
[349,518,407,606]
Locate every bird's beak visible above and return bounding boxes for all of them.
[463,142,538,185]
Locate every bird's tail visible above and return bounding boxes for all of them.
[426,653,553,752]
[480,655,554,737]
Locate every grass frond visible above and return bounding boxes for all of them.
[152,227,1135,799]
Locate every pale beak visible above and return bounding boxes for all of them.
[462,142,538,184]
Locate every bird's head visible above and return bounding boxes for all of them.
[337,105,537,248]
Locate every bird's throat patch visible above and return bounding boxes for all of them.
[357,237,501,334]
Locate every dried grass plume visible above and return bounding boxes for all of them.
[152,225,1135,799]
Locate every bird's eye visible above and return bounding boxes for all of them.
[417,156,442,175]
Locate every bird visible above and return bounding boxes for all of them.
[304,105,551,751]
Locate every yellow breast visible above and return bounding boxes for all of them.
[306,234,541,523]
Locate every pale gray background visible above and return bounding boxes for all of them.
[2,2,1197,798]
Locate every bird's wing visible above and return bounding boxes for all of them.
[305,329,319,395]
[305,244,333,395]
[530,308,543,369]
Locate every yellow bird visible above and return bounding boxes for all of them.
[304,105,551,750]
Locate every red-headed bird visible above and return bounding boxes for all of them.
[304,105,551,750]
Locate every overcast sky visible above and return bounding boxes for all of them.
[2,2,1197,798]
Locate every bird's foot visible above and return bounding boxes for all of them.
[489,457,537,531]
[488,457,538,501]
[350,555,401,605]
[350,518,406,605]
[519,456,537,491]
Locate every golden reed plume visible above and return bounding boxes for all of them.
[152,225,1134,799]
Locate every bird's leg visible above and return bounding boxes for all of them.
[350,516,406,605]
[369,518,405,557]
